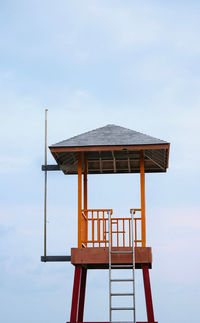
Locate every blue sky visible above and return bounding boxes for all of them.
[0,1,200,322]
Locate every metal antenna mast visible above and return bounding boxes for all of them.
[44,109,48,257]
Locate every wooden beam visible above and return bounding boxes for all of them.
[77,267,87,322]
[41,255,71,262]
[50,143,170,153]
[41,164,61,171]
[68,322,157,323]
[84,154,88,210]
[112,151,116,173]
[83,154,88,246]
[78,152,82,248]
[87,158,140,163]
[62,168,166,175]
[71,247,152,269]
[166,144,170,168]
[142,265,155,322]
[62,161,78,174]
[99,152,103,173]
[128,157,131,172]
[70,265,82,322]
[140,150,146,247]
[144,153,165,171]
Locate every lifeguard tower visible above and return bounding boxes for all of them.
[41,122,170,323]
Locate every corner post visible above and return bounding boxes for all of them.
[78,152,82,248]
[140,150,146,247]
[84,154,88,210]
[77,267,87,322]
[70,265,82,322]
[142,264,155,322]
[83,154,88,245]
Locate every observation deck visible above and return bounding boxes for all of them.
[71,208,152,269]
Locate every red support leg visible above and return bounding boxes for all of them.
[78,267,87,322]
[142,265,155,323]
[70,265,82,323]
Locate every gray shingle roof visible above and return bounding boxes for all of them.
[49,124,170,174]
[51,124,168,148]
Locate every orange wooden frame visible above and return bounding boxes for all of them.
[77,150,146,248]
[78,153,88,248]
[50,143,169,153]
[140,150,146,247]
[78,152,82,248]
[81,209,142,248]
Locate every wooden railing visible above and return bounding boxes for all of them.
[81,208,142,248]
[130,209,142,247]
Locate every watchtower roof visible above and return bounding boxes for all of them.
[49,124,170,174]
[51,124,167,147]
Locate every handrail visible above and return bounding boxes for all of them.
[130,208,141,213]
[82,209,113,214]
[81,208,142,248]
[81,209,112,247]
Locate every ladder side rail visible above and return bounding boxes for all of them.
[108,210,112,323]
[131,209,136,323]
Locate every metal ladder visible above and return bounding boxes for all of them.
[108,210,136,323]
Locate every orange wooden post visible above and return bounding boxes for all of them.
[140,150,146,247]
[83,153,88,246]
[84,154,88,210]
[78,152,82,248]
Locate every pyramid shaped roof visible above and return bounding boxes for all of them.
[49,124,170,174]
[51,124,167,148]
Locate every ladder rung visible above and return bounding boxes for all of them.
[111,293,134,296]
[111,251,133,254]
[111,307,135,311]
[111,265,133,268]
[111,279,134,282]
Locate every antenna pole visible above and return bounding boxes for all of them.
[44,109,48,257]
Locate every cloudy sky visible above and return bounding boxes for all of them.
[0,1,200,322]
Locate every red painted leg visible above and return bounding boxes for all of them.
[78,267,87,322]
[70,265,82,322]
[142,265,155,323]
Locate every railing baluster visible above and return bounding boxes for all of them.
[97,211,100,247]
[80,208,141,249]
[111,219,113,248]
[117,220,119,247]
[123,219,125,247]
[103,211,105,247]
[92,211,94,247]
[85,210,88,247]
[106,218,108,247]
[135,219,137,247]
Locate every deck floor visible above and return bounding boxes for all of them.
[71,247,152,269]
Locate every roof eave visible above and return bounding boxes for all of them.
[49,143,170,153]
